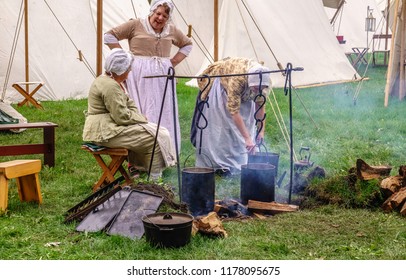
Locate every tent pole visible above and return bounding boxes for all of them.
[24,0,29,93]
[214,0,218,62]
[385,0,390,49]
[384,0,390,65]
[384,0,401,106]
[399,1,406,100]
[96,0,103,76]
[330,0,345,25]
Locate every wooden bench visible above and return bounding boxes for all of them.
[81,145,132,192]
[0,159,42,211]
[0,122,58,167]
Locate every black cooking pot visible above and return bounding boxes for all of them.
[182,167,215,216]
[240,163,276,205]
[142,212,194,248]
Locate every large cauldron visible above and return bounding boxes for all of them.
[181,167,215,216]
[248,152,279,178]
[240,163,276,205]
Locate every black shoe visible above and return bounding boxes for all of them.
[128,166,140,179]
[215,168,231,177]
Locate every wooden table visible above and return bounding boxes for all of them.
[0,122,58,167]
[346,47,369,67]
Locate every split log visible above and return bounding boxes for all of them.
[194,212,228,238]
[356,159,392,180]
[380,176,403,198]
[400,202,406,216]
[382,195,394,212]
[252,212,267,219]
[389,187,406,209]
[398,165,406,177]
[381,187,406,212]
[247,200,299,215]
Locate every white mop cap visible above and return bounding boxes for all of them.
[104,48,133,76]
[248,64,271,87]
[150,0,174,19]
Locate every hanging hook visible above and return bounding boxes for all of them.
[196,75,211,154]
[253,71,267,145]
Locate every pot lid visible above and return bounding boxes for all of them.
[143,212,193,226]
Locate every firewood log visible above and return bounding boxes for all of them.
[380,176,403,198]
[400,202,406,216]
[382,195,394,212]
[356,159,391,180]
[247,200,299,214]
[398,165,406,177]
[389,187,406,209]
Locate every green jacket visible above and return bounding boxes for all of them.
[82,75,147,142]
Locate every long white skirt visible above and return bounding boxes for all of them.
[195,78,256,174]
[126,56,181,151]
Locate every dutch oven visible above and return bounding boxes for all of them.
[142,212,194,248]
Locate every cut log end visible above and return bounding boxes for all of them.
[247,200,299,215]
[356,159,392,180]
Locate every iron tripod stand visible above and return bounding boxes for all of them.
[284,63,304,204]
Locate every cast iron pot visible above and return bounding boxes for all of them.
[142,212,194,248]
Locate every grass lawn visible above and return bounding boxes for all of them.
[0,63,405,260]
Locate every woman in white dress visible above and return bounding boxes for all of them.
[192,57,272,175]
[104,0,192,172]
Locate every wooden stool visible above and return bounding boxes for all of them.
[12,82,44,109]
[81,146,132,192]
[0,159,42,211]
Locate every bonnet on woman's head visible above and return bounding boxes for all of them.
[104,48,133,76]
[248,64,271,88]
[149,0,174,18]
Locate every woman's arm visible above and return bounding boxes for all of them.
[104,33,122,50]
[170,52,187,67]
[171,26,192,67]
[231,112,256,153]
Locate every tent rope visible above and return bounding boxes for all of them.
[130,0,138,19]
[1,0,24,101]
[43,0,96,77]
[240,0,284,72]
[332,3,345,35]
[336,4,344,35]
[293,87,319,130]
[352,57,373,104]
[267,89,297,162]
[172,0,214,64]
[235,0,259,61]
[352,15,386,104]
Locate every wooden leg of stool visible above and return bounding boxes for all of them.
[118,165,132,185]
[108,155,126,178]
[91,153,131,192]
[16,173,42,204]
[92,154,116,191]
[97,155,126,187]
[0,175,9,211]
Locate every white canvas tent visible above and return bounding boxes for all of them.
[1,0,360,103]
[384,0,406,105]
[0,0,150,103]
[323,0,391,53]
[172,0,360,88]
[170,0,216,77]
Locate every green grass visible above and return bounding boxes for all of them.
[0,64,405,260]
